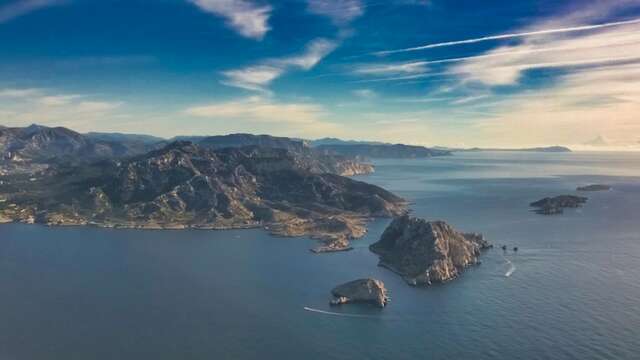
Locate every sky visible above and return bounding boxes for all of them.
[1,0,640,149]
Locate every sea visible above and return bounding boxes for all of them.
[1,151,639,360]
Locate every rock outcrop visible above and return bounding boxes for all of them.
[330,278,389,307]
[530,195,588,215]
[369,215,491,286]
[0,142,406,244]
[576,184,611,192]
[0,124,152,162]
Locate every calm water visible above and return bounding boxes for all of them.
[2,151,640,360]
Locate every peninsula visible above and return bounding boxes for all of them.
[0,141,407,249]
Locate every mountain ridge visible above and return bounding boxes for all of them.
[0,141,407,248]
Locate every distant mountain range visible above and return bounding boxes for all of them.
[0,125,373,176]
[0,124,154,164]
[85,132,165,145]
[0,124,571,172]
[309,137,386,147]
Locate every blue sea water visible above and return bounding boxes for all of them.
[1,151,640,360]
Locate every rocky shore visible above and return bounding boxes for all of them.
[370,215,491,286]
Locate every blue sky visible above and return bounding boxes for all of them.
[1,0,640,148]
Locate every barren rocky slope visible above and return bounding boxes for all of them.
[370,215,491,286]
[0,142,406,246]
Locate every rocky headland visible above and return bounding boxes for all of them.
[330,278,389,308]
[315,143,451,159]
[369,215,491,286]
[530,195,588,215]
[0,142,406,246]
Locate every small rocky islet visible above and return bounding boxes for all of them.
[330,278,389,308]
[530,195,588,215]
[577,184,611,192]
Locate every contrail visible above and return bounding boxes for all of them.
[386,38,640,67]
[372,17,640,56]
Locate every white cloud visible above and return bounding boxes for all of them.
[0,88,126,129]
[183,96,342,137]
[352,89,376,99]
[222,65,284,92]
[38,94,82,106]
[275,38,338,70]
[450,22,640,86]
[185,96,324,124]
[307,0,364,25]
[222,38,337,91]
[459,44,640,147]
[0,88,42,97]
[76,101,122,113]
[0,0,65,24]
[189,0,272,40]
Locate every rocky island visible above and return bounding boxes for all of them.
[0,141,407,247]
[530,195,588,215]
[330,278,389,308]
[577,184,611,192]
[369,215,491,286]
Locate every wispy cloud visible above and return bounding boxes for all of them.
[0,88,42,97]
[185,96,323,124]
[274,38,338,69]
[436,2,640,148]
[38,94,82,106]
[352,89,376,99]
[222,38,338,91]
[189,0,272,40]
[450,19,640,86]
[222,65,284,92]
[75,100,122,113]
[0,0,65,24]
[371,17,640,55]
[353,61,429,76]
[474,63,640,148]
[184,96,341,137]
[307,0,364,25]
[0,88,125,129]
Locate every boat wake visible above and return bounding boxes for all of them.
[303,307,380,318]
[502,254,516,277]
